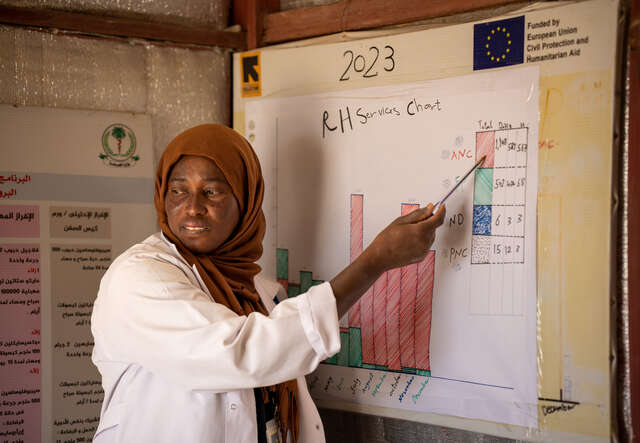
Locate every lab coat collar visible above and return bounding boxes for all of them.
[158,231,213,301]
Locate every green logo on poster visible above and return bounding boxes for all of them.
[100,124,139,167]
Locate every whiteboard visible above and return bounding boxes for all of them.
[233,0,619,440]
[245,67,539,428]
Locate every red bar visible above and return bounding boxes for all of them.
[348,295,361,327]
[361,286,375,364]
[350,194,364,261]
[415,251,435,370]
[476,131,495,168]
[373,272,388,366]
[386,267,402,370]
[399,203,419,369]
[348,194,364,328]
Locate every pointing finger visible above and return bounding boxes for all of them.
[432,204,446,226]
[421,204,446,229]
[400,203,434,224]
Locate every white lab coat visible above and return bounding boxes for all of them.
[91,233,341,442]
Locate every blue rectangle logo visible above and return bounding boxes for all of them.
[474,16,525,70]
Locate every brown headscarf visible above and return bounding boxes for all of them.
[154,124,298,442]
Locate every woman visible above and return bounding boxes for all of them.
[91,124,445,443]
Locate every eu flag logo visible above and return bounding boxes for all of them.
[473,16,524,70]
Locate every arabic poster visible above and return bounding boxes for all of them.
[0,242,41,442]
[51,244,111,439]
[0,105,155,442]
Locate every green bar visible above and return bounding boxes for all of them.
[416,369,431,376]
[348,327,362,367]
[300,271,313,293]
[288,284,301,298]
[325,355,338,364]
[401,367,417,374]
[312,279,323,286]
[375,365,388,371]
[362,363,377,369]
[276,248,289,280]
[337,331,350,366]
[473,168,493,205]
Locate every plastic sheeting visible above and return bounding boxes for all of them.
[0,25,230,165]
[146,45,230,165]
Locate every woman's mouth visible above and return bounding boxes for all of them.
[182,225,209,233]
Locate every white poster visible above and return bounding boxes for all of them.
[245,67,539,427]
[0,105,155,442]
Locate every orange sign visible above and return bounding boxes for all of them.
[241,51,261,98]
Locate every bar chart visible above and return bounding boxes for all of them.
[276,194,436,375]
[246,65,539,427]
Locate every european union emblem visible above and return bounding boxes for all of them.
[473,16,524,70]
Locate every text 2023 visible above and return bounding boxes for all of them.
[339,45,395,81]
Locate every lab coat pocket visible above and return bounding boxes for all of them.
[93,402,123,441]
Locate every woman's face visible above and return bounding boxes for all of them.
[165,155,240,254]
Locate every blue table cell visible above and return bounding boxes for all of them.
[473,205,492,235]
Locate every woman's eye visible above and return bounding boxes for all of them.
[205,189,217,196]
[170,188,183,195]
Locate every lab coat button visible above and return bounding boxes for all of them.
[229,403,237,410]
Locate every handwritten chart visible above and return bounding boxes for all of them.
[471,128,528,315]
[245,67,539,427]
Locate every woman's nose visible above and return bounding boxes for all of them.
[185,193,206,215]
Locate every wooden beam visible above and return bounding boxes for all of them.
[628,0,640,440]
[264,2,343,44]
[233,0,278,50]
[264,0,524,44]
[0,5,246,50]
[233,0,259,50]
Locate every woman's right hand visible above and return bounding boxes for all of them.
[367,203,446,273]
[330,203,446,318]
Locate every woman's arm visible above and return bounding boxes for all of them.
[92,205,444,392]
[92,255,340,392]
[330,203,446,318]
